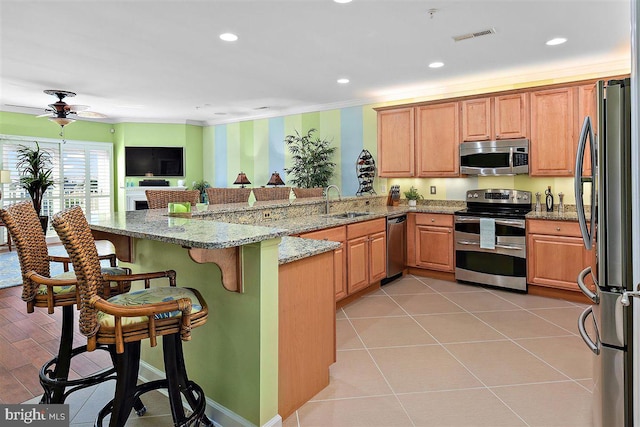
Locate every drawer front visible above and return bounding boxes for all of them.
[347,218,386,240]
[300,225,346,242]
[527,219,581,237]
[415,213,453,227]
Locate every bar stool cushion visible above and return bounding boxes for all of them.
[97,287,204,327]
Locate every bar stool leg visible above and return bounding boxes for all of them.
[108,342,142,427]
[40,305,74,403]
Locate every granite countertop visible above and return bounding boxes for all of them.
[87,199,463,264]
[88,209,290,250]
[526,210,581,221]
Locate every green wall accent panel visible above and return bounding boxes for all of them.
[202,125,216,186]
[226,123,241,186]
[301,112,320,135]
[252,119,270,187]
[239,121,255,186]
[129,237,280,426]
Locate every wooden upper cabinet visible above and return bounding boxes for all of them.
[530,87,576,176]
[461,97,492,141]
[461,94,528,142]
[377,107,415,177]
[494,93,529,140]
[577,84,597,176]
[415,102,460,177]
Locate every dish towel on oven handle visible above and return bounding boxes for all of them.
[479,218,496,249]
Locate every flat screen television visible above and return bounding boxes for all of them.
[125,146,184,177]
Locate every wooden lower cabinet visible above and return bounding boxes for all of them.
[279,251,336,419]
[299,226,348,301]
[527,219,595,292]
[409,213,454,272]
[346,218,387,294]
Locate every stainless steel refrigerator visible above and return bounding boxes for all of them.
[575,78,633,427]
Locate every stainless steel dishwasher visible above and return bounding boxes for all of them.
[384,214,407,284]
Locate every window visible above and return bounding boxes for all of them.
[0,136,113,235]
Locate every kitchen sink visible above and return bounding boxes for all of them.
[327,211,370,219]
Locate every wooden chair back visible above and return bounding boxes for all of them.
[252,187,291,201]
[145,190,200,209]
[292,187,324,198]
[205,187,252,204]
[0,201,50,304]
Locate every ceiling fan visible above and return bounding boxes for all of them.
[37,89,107,127]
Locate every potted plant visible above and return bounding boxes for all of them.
[191,179,210,203]
[17,142,55,232]
[284,129,336,189]
[404,186,423,207]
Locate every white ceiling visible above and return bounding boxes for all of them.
[0,0,631,126]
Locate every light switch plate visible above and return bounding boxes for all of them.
[430,186,436,194]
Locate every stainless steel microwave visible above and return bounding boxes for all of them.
[459,139,529,176]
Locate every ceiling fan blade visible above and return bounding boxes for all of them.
[75,110,107,119]
[36,113,53,118]
[4,103,46,111]
[67,104,90,112]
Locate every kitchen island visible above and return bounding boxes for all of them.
[87,208,340,427]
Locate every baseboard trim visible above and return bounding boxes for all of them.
[138,361,282,427]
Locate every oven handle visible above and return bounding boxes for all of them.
[455,217,525,228]
[456,240,523,251]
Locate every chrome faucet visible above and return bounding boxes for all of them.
[325,185,341,214]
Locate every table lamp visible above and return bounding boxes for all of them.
[266,172,285,187]
[233,172,251,188]
[0,170,10,202]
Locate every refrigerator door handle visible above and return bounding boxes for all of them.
[577,266,599,303]
[574,116,595,250]
[578,306,600,355]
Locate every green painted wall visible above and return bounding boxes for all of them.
[0,111,114,142]
[128,237,281,426]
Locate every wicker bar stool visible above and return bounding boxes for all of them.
[252,186,291,201]
[52,206,211,427]
[0,201,146,410]
[144,189,201,209]
[292,187,325,198]
[205,187,252,204]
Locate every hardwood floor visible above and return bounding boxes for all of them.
[0,284,112,404]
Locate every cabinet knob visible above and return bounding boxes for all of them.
[448,230,452,233]
[556,227,561,231]
[431,218,435,222]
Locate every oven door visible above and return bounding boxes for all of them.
[454,216,527,291]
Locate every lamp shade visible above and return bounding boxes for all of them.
[233,172,251,188]
[266,172,285,186]
[0,170,10,184]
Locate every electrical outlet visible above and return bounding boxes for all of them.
[263,210,271,219]
[430,186,437,195]
[381,184,387,193]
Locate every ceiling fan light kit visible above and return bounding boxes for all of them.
[40,89,106,130]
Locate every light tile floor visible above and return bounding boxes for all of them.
[284,275,594,427]
[19,274,594,426]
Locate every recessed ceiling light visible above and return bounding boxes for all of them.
[334,0,352,3]
[546,37,567,46]
[428,62,444,69]
[220,33,238,42]
[337,78,350,84]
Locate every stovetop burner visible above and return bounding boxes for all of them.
[456,189,532,219]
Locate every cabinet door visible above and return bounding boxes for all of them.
[334,246,347,301]
[495,93,529,139]
[415,225,454,272]
[530,87,575,176]
[577,84,597,176]
[527,233,592,291]
[461,97,492,141]
[415,102,460,177]
[347,236,369,294]
[377,107,415,177]
[368,231,387,282]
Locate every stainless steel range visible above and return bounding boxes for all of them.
[454,189,532,292]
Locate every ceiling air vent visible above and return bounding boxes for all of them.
[453,28,496,42]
